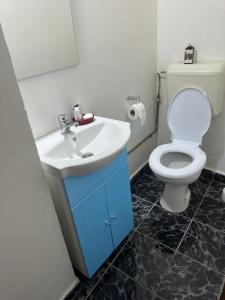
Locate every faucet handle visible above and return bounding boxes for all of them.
[58,113,72,125]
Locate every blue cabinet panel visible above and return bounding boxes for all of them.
[71,184,114,277]
[105,164,133,248]
[64,149,128,209]
[63,149,133,278]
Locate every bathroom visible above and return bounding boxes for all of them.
[1,0,225,299]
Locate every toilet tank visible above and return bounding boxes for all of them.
[167,62,225,116]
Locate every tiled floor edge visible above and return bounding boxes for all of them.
[84,225,140,299]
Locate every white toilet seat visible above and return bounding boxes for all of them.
[149,142,206,180]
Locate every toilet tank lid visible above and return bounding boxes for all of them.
[167,62,225,76]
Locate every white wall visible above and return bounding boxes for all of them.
[18,0,157,175]
[0,25,78,300]
[157,0,225,174]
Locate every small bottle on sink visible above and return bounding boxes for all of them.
[73,104,82,121]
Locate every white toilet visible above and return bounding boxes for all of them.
[149,63,225,213]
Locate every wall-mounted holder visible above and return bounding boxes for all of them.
[126,96,141,118]
[127,96,141,103]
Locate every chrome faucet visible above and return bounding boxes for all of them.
[58,113,78,134]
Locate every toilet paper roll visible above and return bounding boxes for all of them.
[127,103,146,125]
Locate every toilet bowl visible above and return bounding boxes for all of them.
[149,87,211,213]
[150,142,206,212]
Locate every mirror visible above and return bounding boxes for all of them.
[0,0,79,80]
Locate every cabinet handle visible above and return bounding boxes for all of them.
[110,215,117,221]
[104,220,111,225]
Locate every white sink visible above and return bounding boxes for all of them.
[36,116,131,177]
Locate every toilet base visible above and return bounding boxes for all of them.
[160,183,191,213]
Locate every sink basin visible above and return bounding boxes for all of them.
[36,116,131,177]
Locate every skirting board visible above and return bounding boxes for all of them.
[60,278,79,300]
[206,157,225,176]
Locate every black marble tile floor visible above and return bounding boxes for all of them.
[131,174,165,204]
[138,205,190,250]
[66,165,225,300]
[132,195,153,228]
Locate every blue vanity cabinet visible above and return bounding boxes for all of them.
[105,164,133,248]
[63,149,133,278]
[63,149,129,209]
[71,184,114,277]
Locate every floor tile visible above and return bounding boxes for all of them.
[131,174,140,187]
[65,281,91,300]
[213,172,225,184]
[131,164,156,186]
[138,205,190,249]
[152,296,164,300]
[206,179,225,200]
[87,265,154,300]
[132,195,153,228]
[66,263,108,300]
[195,196,225,232]
[189,178,208,196]
[139,164,156,178]
[112,232,174,293]
[131,174,165,203]
[180,192,203,219]
[107,229,136,264]
[179,221,225,275]
[156,253,223,300]
[198,169,214,185]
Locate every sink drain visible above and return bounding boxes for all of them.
[81,152,94,159]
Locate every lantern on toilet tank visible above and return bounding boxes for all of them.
[184,44,195,64]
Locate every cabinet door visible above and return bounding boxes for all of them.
[105,164,134,248]
[63,149,128,209]
[71,184,113,278]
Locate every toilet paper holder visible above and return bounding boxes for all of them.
[127,96,141,117]
[127,96,141,103]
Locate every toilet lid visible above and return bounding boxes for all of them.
[168,88,211,144]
